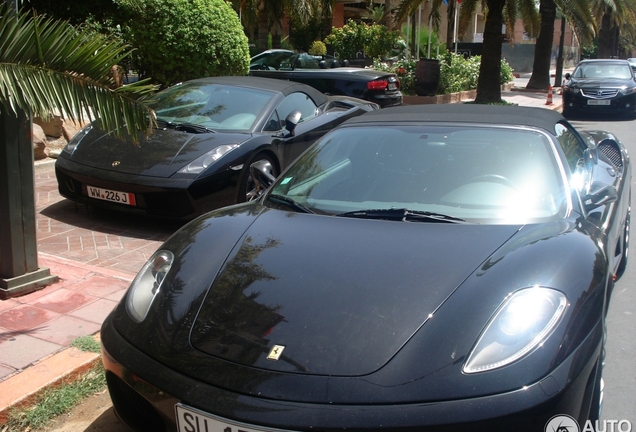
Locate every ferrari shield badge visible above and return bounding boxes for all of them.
[267,345,285,361]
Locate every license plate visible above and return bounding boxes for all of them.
[388,83,397,91]
[588,99,611,106]
[175,404,295,432]
[86,185,136,206]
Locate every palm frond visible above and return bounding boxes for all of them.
[0,6,156,139]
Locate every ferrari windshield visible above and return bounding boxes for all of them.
[145,82,275,131]
[572,63,633,80]
[269,125,570,224]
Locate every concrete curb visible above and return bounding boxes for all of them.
[0,345,100,424]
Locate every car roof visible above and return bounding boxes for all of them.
[577,59,631,65]
[343,104,564,132]
[187,75,329,106]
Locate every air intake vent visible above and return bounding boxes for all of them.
[598,141,623,170]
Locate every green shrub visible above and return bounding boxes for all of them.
[325,20,398,60]
[308,40,327,56]
[324,20,368,60]
[116,0,249,87]
[373,53,514,96]
[438,52,480,94]
[500,58,514,84]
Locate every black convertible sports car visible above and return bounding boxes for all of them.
[249,50,402,108]
[562,58,636,118]
[55,76,377,219]
[101,105,630,431]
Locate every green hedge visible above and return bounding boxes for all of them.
[373,53,514,96]
[117,0,249,87]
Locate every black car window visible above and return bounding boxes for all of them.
[274,93,319,125]
[554,123,586,173]
[263,110,281,131]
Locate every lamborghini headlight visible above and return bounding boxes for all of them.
[63,124,93,155]
[463,287,567,374]
[177,144,238,175]
[126,250,174,323]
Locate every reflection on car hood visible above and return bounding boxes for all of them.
[570,77,634,88]
[66,126,249,177]
[190,208,520,377]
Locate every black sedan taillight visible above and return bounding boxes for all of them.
[367,78,400,91]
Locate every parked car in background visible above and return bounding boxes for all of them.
[627,57,636,72]
[101,105,630,431]
[250,49,341,70]
[562,58,636,118]
[250,49,402,108]
[55,76,377,220]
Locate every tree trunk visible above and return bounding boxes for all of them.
[598,7,615,59]
[526,0,556,90]
[446,0,456,51]
[0,109,57,299]
[256,0,269,51]
[474,0,505,104]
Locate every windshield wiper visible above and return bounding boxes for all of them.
[335,208,467,223]
[267,194,315,214]
[156,119,215,134]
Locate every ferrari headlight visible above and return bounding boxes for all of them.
[126,250,174,323]
[63,124,93,155]
[177,144,238,175]
[463,287,567,374]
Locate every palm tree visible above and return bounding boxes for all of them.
[592,0,636,58]
[525,0,594,90]
[0,4,155,298]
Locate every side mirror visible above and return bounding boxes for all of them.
[249,160,276,199]
[285,110,302,136]
[564,73,571,80]
[583,182,618,211]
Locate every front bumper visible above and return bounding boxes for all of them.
[563,90,636,114]
[55,158,241,220]
[101,312,601,432]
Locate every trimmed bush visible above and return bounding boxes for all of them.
[308,41,327,56]
[117,0,249,87]
[373,53,514,96]
[324,20,398,61]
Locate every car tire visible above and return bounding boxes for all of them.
[615,207,630,280]
[239,153,278,203]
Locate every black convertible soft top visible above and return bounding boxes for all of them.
[189,75,329,107]
[346,104,565,132]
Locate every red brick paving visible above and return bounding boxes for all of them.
[0,161,180,382]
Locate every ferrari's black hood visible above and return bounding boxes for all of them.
[68,125,249,177]
[190,208,520,377]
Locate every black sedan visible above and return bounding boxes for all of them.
[562,58,636,118]
[101,105,630,431]
[249,50,402,108]
[55,76,377,219]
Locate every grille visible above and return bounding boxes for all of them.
[581,89,619,98]
[598,141,623,170]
